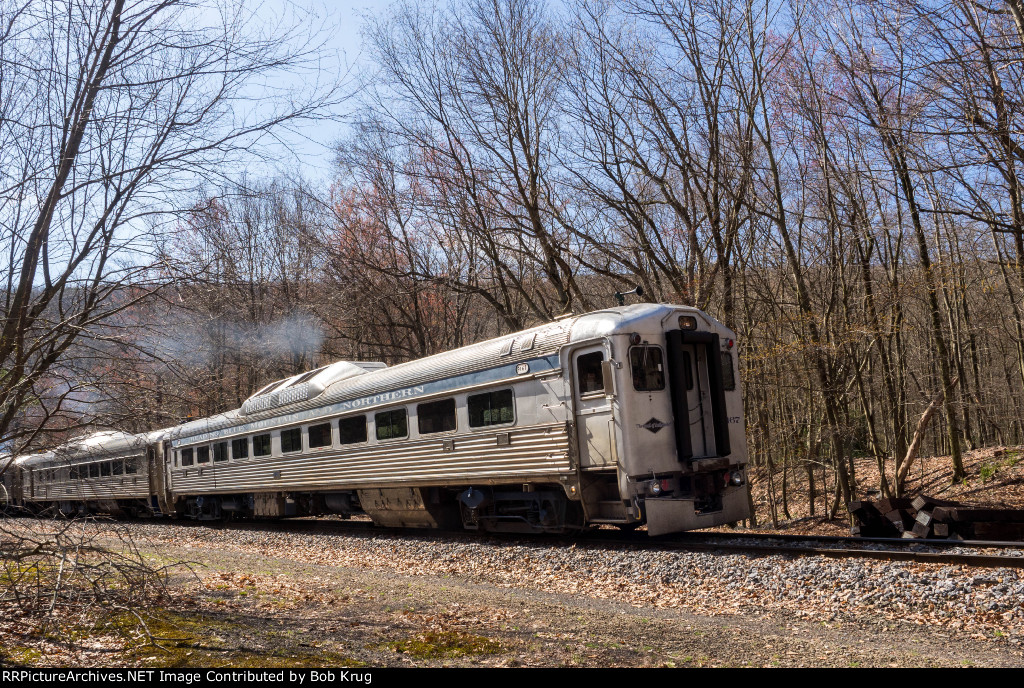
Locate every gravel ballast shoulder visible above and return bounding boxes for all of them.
[82,520,1024,667]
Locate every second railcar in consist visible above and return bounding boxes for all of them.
[9,303,749,535]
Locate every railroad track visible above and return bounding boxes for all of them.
[169,516,1024,569]
[615,531,1024,569]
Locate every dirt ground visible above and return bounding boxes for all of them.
[1,532,1021,669]
[3,447,1024,668]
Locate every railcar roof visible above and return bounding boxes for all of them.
[169,303,718,443]
[13,428,169,467]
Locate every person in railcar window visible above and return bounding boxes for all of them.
[577,352,605,395]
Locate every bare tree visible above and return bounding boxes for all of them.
[357,0,580,329]
[0,0,342,460]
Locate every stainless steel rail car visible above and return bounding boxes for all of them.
[9,304,749,535]
[0,454,17,512]
[13,430,169,517]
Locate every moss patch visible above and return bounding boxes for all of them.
[0,646,45,666]
[0,608,366,669]
[385,630,502,659]
[979,449,1022,482]
[112,609,363,668]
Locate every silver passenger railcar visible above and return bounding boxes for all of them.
[13,430,169,517]
[10,304,749,535]
[163,303,749,534]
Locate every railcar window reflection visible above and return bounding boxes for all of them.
[253,380,287,397]
[375,409,408,440]
[113,460,124,475]
[290,366,327,387]
[630,346,666,391]
[281,428,302,453]
[576,352,605,395]
[468,389,514,427]
[232,437,249,460]
[338,416,367,445]
[253,434,271,457]
[417,398,456,434]
[125,457,138,474]
[308,422,332,449]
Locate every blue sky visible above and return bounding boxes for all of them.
[258,0,392,181]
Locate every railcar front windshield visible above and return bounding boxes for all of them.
[629,345,666,391]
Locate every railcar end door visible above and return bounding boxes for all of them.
[679,343,708,458]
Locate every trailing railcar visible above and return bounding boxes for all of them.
[9,303,750,535]
[13,430,169,517]
[0,454,17,512]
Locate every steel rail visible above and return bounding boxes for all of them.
[171,517,1024,569]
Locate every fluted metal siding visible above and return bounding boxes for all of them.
[24,446,152,502]
[170,424,572,495]
[36,475,151,501]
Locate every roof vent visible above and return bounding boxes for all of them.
[240,360,387,415]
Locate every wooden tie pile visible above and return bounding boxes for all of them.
[850,495,1024,541]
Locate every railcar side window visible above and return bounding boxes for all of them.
[125,457,138,474]
[338,416,367,445]
[308,422,332,449]
[232,437,249,460]
[253,434,271,457]
[417,398,456,435]
[113,460,124,475]
[213,441,228,462]
[196,446,210,464]
[576,352,605,395]
[89,463,100,478]
[100,462,112,477]
[281,428,302,453]
[630,346,666,391]
[375,409,408,441]
[468,389,514,427]
[181,448,194,466]
[721,351,736,391]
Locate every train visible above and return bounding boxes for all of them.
[1,303,749,536]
